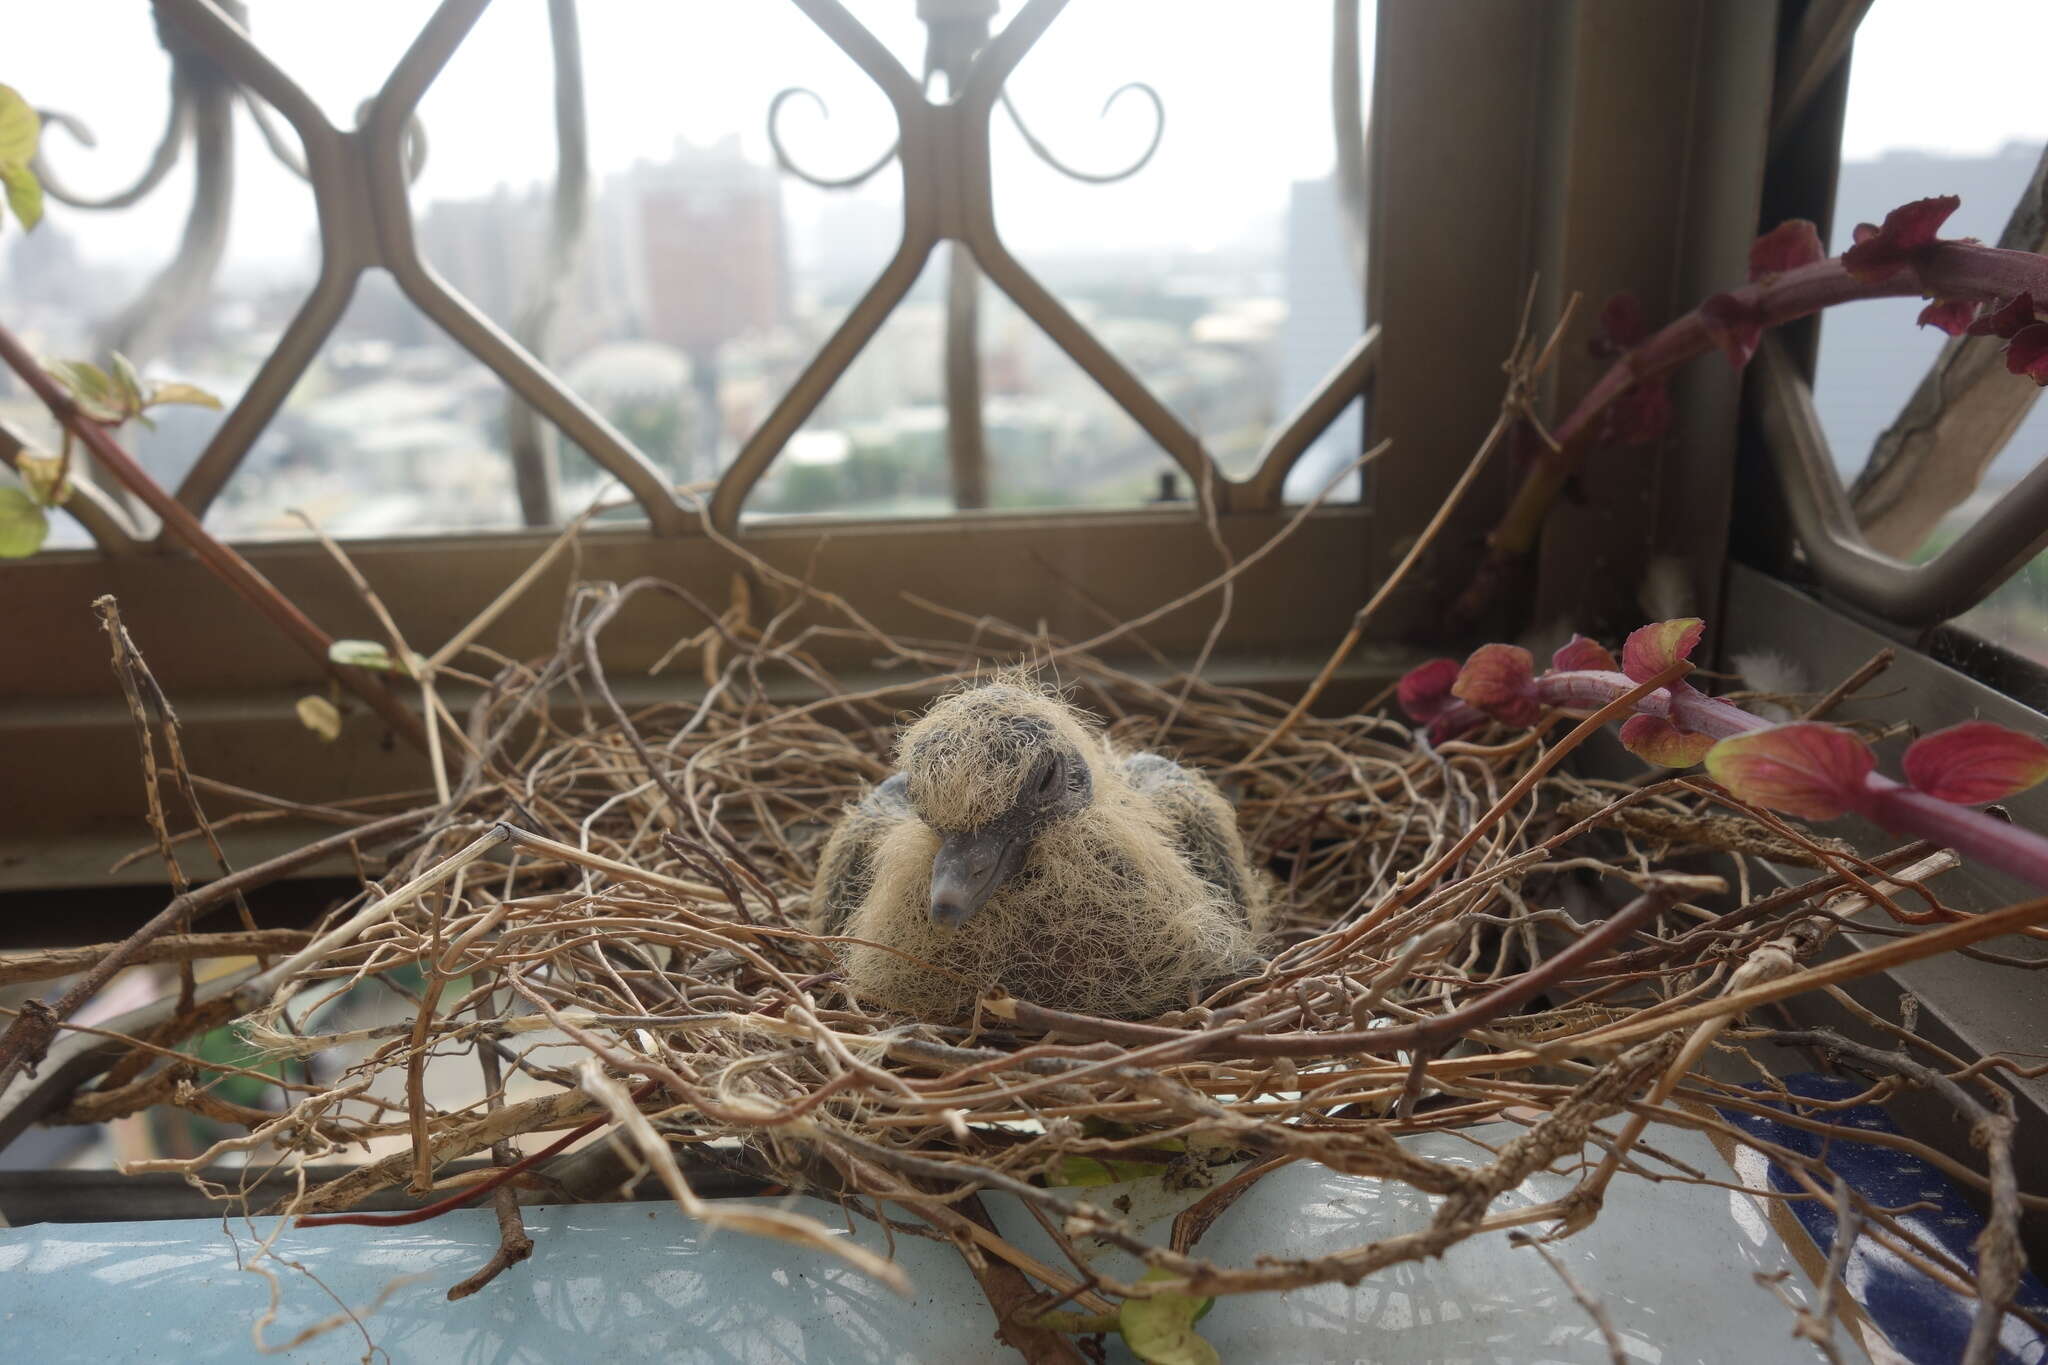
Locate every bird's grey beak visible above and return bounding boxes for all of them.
[929,826,1025,928]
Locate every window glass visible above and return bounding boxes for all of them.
[0,3,1372,540]
[1812,0,2048,660]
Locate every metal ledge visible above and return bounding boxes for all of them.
[1721,561,2048,1264]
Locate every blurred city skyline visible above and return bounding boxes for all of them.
[7,1,1367,283]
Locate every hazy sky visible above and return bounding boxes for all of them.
[5,0,2046,284]
[1838,0,2048,160]
[8,1,1364,282]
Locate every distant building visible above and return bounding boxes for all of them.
[405,183,630,359]
[623,136,788,352]
[613,136,789,474]
[416,186,544,332]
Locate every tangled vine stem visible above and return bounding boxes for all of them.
[1457,221,2048,623]
[1,499,2042,1356]
[0,320,428,749]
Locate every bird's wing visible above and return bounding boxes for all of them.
[1120,752,1258,918]
[811,773,910,935]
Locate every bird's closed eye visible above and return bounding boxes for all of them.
[1035,759,1061,798]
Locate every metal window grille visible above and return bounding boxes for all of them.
[1,0,1393,886]
[1749,0,2048,632]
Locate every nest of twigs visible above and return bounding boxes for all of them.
[3,513,2038,1362]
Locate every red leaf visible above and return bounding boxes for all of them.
[1749,219,1824,281]
[1592,292,1649,356]
[1621,618,1704,684]
[1699,293,1766,370]
[2006,324,2048,384]
[1551,634,1619,673]
[1704,723,1876,821]
[1876,195,1958,248]
[1966,291,2038,339]
[1902,720,2048,803]
[1841,194,1961,282]
[1917,298,1979,335]
[1851,222,1879,245]
[1397,658,1461,724]
[1451,643,1541,728]
[1620,714,1716,768]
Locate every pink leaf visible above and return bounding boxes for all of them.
[1841,194,1961,282]
[1902,720,2048,804]
[1699,293,1766,370]
[1917,298,1979,335]
[1451,643,1541,728]
[2006,324,2048,384]
[1590,292,1648,358]
[1397,658,1461,724]
[1966,291,2038,339]
[1551,634,1619,673]
[1749,219,1824,281]
[1620,714,1716,768]
[1621,618,1705,684]
[1704,723,1877,821]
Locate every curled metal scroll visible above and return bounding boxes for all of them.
[31,100,191,211]
[997,81,1163,185]
[40,89,427,193]
[765,77,1165,191]
[766,88,900,190]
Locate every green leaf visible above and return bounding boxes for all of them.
[45,359,124,423]
[328,639,400,672]
[110,352,147,411]
[1052,1155,1171,1187]
[295,695,342,742]
[1,162,41,232]
[1119,1270,1220,1365]
[0,85,38,165]
[15,450,69,506]
[147,380,222,411]
[0,486,51,558]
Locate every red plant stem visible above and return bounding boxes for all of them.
[0,319,428,749]
[295,1079,663,1228]
[1858,781,2048,890]
[1522,669,2048,891]
[1461,242,2048,619]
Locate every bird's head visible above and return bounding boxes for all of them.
[897,681,1095,929]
